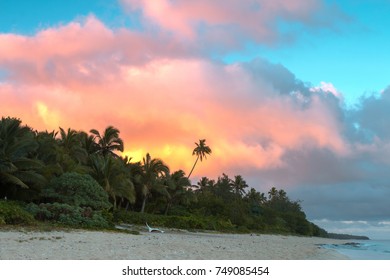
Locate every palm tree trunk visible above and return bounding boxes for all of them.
[164,201,171,215]
[187,156,199,179]
[141,197,147,213]
[113,196,117,210]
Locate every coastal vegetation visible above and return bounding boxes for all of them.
[326,233,369,240]
[1,116,328,236]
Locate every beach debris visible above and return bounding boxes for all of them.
[146,222,164,233]
[115,224,132,231]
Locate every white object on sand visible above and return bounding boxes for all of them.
[146,222,164,233]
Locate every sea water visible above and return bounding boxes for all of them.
[323,240,390,260]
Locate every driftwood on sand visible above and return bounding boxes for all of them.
[146,223,164,233]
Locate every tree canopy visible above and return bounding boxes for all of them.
[0,116,327,236]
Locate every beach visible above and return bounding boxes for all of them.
[0,228,349,260]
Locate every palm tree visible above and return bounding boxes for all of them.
[245,188,267,205]
[243,188,266,216]
[0,117,46,199]
[90,126,124,157]
[187,139,211,179]
[139,153,170,213]
[58,127,88,164]
[267,187,289,211]
[79,131,99,156]
[195,176,216,193]
[35,130,64,178]
[89,154,135,209]
[164,170,191,215]
[120,156,143,211]
[35,130,58,163]
[215,173,234,200]
[268,187,278,200]
[232,175,249,197]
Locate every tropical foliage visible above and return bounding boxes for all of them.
[41,172,111,210]
[0,116,328,237]
[0,117,46,200]
[0,200,35,225]
[138,153,169,213]
[90,126,124,157]
[187,139,211,178]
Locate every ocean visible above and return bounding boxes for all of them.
[323,239,390,260]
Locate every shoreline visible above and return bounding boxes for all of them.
[0,228,349,260]
[321,239,390,260]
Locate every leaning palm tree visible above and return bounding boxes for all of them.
[90,126,124,157]
[139,153,170,213]
[187,139,212,179]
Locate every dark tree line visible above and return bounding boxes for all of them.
[0,116,326,236]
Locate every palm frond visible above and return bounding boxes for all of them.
[0,172,30,189]
[13,158,44,170]
[13,170,47,186]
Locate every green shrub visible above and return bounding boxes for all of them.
[26,202,110,228]
[101,209,114,226]
[164,215,207,229]
[166,206,192,217]
[0,200,35,225]
[236,226,251,233]
[113,210,235,231]
[42,172,111,210]
[245,216,266,231]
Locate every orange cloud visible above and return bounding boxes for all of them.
[0,16,350,181]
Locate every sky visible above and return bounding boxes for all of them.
[1,0,390,239]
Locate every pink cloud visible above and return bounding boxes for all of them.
[121,0,326,45]
[0,17,112,63]
[0,15,351,181]
[0,15,199,87]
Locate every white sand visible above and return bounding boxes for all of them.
[0,228,348,260]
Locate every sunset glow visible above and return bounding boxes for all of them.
[1,0,390,238]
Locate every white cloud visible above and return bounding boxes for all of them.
[310,81,343,100]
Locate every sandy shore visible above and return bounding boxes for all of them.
[0,228,349,260]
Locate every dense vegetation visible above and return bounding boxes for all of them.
[0,116,328,236]
[326,233,369,240]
